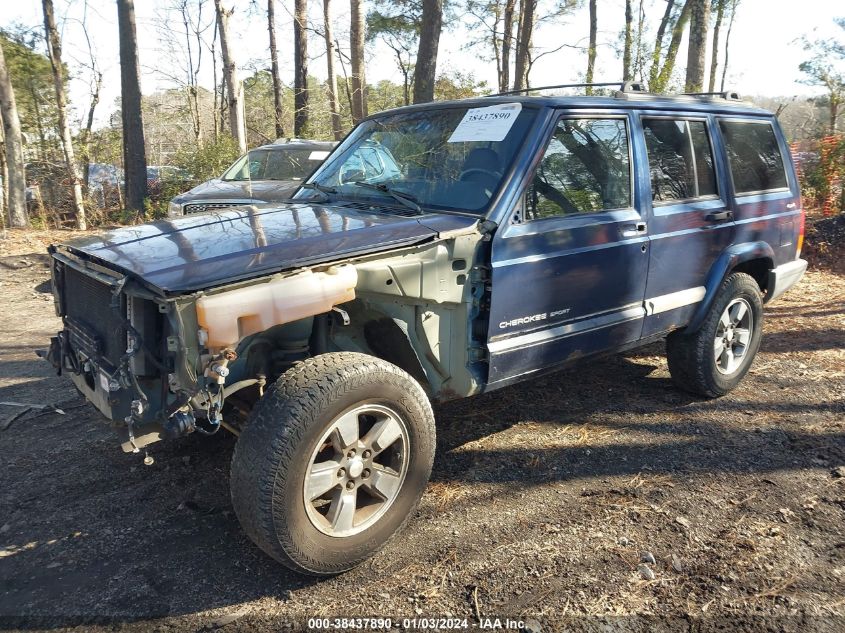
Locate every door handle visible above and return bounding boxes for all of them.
[706,210,733,222]
[620,222,647,238]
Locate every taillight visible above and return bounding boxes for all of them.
[796,208,805,258]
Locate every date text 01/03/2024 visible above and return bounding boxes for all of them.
[306,617,534,630]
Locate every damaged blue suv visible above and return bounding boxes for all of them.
[45,82,806,575]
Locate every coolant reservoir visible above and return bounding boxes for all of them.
[196,265,357,348]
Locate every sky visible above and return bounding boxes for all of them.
[2,0,843,131]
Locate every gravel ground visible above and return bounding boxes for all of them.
[0,228,843,633]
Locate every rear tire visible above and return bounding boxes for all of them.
[230,352,435,575]
[666,272,763,398]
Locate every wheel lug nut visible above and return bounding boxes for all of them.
[362,469,370,478]
[363,450,371,459]
[347,449,356,458]
[346,481,355,490]
[337,468,345,478]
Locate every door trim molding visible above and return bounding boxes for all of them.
[644,286,706,315]
[487,285,706,356]
[487,304,646,354]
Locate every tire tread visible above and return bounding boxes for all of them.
[666,272,763,398]
[230,352,434,575]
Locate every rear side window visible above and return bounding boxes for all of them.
[642,118,718,202]
[525,117,631,220]
[719,120,788,194]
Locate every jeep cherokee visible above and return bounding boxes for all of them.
[44,83,807,575]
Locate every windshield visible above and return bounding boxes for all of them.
[222,147,330,182]
[298,104,537,214]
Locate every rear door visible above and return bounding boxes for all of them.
[717,118,799,269]
[486,111,650,386]
[638,113,735,337]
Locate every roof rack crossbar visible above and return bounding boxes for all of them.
[487,81,647,97]
[681,90,743,101]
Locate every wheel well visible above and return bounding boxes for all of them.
[361,318,432,395]
[731,258,772,294]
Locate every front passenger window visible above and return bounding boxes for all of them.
[525,118,631,220]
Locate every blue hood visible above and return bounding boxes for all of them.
[57,202,478,295]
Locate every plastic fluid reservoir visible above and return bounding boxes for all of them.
[196,264,357,348]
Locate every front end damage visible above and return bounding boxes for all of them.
[46,247,203,452]
[45,246,363,453]
[43,212,489,456]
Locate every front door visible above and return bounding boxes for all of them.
[486,112,650,386]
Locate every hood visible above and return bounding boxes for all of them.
[58,202,478,295]
[174,178,301,204]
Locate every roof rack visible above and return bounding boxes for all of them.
[681,90,743,101]
[487,81,647,97]
[272,137,313,144]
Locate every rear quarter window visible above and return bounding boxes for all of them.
[719,120,788,194]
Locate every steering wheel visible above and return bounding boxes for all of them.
[459,167,501,182]
[459,168,501,198]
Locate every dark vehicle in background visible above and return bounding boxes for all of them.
[147,166,192,197]
[86,163,123,209]
[167,138,337,216]
[45,83,806,576]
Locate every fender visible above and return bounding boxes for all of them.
[686,242,774,332]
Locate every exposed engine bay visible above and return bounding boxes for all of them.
[43,221,486,455]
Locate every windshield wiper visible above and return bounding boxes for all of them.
[300,182,338,198]
[350,181,421,213]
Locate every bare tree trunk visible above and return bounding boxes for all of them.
[293,0,309,136]
[350,0,367,123]
[43,0,87,229]
[654,0,692,93]
[720,0,738,91]
[412,0,443,104]
[829,94,840,135]
[0,40,27,228]
[267,0,285,139]
[211,16,220,142]
[117,0,148,218]
[513,0,536,91]
[79,70,101,191]
[323,0,342,139]
[336,44,355,116]
[648,0,675,89]
[684,0,710,91]
[585,0,597,93]
[214,0,247,154]
[26,78,47,161]
[622,0,633,81]
[708,0,726,92]
[500,0,516,92]
[492,4,502,91]
[78,4,101,192]
[634,0,645,79]
[0,118,8,228]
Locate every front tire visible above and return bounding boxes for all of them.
[666,272,763,398]
[230,352,435,575]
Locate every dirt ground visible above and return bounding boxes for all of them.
[0,226,843,633]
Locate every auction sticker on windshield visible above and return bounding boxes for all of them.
[447,103,522,143]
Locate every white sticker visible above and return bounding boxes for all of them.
[447,103,523,143]
[309,150,330,160]
[99,371,110,393]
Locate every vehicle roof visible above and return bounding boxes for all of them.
[365,93,774,119]
[257,138,338,151]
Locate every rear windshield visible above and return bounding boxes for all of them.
[222,148,329,182]
[719,120,788,194]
